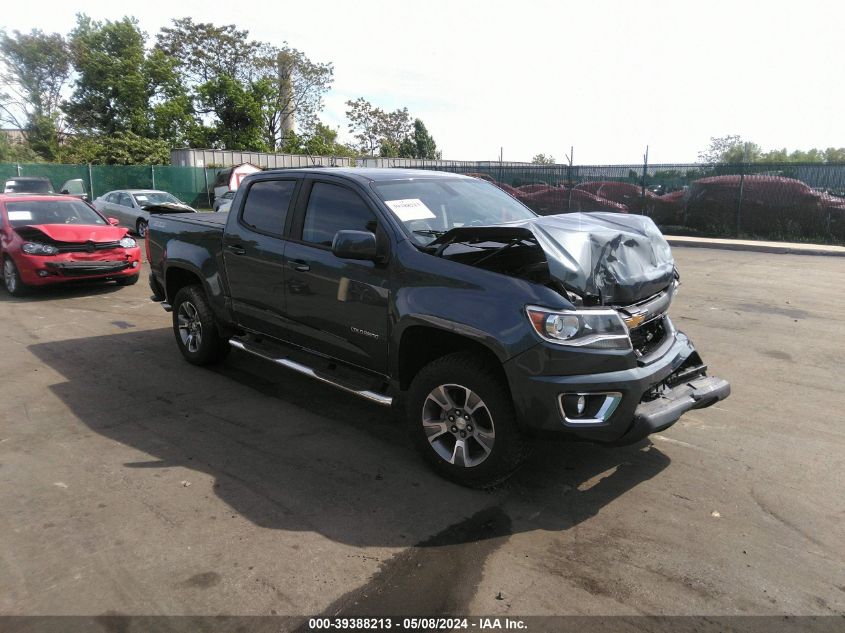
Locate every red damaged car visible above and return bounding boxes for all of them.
[1,194,141,296]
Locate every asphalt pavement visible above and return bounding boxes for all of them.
[0,247,842,620]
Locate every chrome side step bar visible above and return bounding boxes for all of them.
[229,338,393,407]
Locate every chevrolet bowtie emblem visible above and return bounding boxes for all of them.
[623,312,647,329]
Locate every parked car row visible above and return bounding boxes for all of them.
[0,183,195,295]
[3,176,90,200]
[478,174,845,236]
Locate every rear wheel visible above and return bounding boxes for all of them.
[3,258,28,297]
[136,218,148,238]
[172,285,230,365]
[406,351,529,488]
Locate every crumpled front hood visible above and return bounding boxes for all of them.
[18,224,128,243]
[139,202,195,213]
[432,212,675,305]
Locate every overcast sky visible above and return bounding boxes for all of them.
[4,0,843,163]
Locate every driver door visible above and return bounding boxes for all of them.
[281,179,390,373]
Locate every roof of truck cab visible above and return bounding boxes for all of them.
[258,167,473,183]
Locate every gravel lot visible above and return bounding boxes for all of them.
[0,248,843,619]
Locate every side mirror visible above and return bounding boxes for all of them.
[108,217,120,226]
[61,189,69,194]
[331,230,377,261]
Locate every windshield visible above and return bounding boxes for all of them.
[373,178,536,245]
[5,179,54,194]
[133,192,180,206]
[5,200,106,228]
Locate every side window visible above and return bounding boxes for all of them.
[106,193,117,203]
[241,180,296,236]
[302,182,376,247]
[118,193,133,207]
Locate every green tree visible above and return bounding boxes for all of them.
[405,118,439,159]
[531,153,556,165]
[157,18,332,151]
[195,75,268,151]
[301,122,355,157]
[0,28,71,159]
[64,14,191,145]
[56,131,170,164]
[345,98,436,158]
[698,135,760,163]
[823,148,845,163]
[345,97,383,155]
[0,132,42,162]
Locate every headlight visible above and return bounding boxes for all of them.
[119,236,137,248]
[22,242,59,255]
[526,305,631,350]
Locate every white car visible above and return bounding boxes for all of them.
[93,189,195,237]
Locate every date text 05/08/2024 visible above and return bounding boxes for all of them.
[308,617,528,630]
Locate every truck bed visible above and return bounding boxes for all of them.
[152,211,229,229]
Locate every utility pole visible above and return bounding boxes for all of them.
[566,146,574,213]
[277,50,295,146]
[641,145,649,212]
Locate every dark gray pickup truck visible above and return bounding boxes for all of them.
[147,168,730,487]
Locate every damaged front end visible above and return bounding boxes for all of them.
[428,212,730,442]
[428,212,681,356]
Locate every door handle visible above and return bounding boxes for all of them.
[289,259,310,272]
[227,244,245,255]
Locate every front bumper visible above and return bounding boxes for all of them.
[16,250,141,286]
[621,374,730,444]
[504,322,730,443]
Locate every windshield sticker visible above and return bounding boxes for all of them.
[135,195,148,201]
[8,210,32,221]
[384,198,436,221]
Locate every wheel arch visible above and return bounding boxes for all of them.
[164,264,204,304]
[394,321,509,391]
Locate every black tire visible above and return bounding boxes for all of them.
[115,274,140,286]
[3,257,28,297]
[171,285,230,365]
[406,351,529,488]
[136,218,148,238]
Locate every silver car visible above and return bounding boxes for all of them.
[92,189,195,237]
[213,190,235,212]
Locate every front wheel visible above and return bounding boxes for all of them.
[172,285,230,365]
[136,218,148,238]
[406,351,529,488]
[115,274,139,286]
[3,258,28,297]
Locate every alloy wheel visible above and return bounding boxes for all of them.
[4,260,17,294]
[421,383,496,467]
[177,300,203,353]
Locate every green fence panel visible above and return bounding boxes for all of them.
[2,161,844,242]
[0,163,224,210]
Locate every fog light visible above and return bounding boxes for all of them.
[560,392,623,425]
[37,270,49,277]
[131,261,138,268]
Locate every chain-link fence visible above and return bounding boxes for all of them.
[0,163,220,209]
[412,161,845,244]
[3,160,845,243]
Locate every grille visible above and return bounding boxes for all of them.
[55,241,122,253]
[46,260,130,277]
[630,317,668,357]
